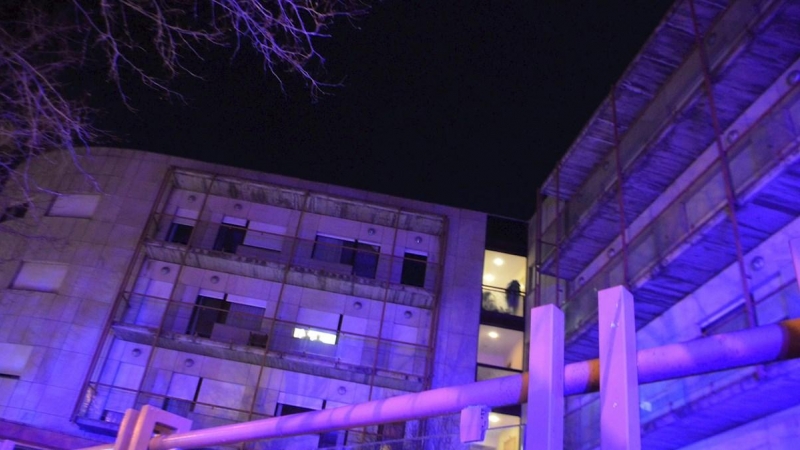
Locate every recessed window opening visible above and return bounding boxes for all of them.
[0,343,33,379]
[187,291,230,338]
[12,262,68,292]
[312,234,380,279]
[214,216,286,254]
[166,208,198,245]
[294,309,342,345]
[47,194,100,218]
[401,251,428,287]
[0,202,30,223]
[213,216,247,253]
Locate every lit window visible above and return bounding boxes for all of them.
[293,327,338,345]
[48,194,100,218]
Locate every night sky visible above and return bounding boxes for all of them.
[92,1,676,220]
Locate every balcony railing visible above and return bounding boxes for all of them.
[482,285,525,318]
[143,214,442,299]
[117,293,431,381]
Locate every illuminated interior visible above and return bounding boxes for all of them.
[482,250,526,316]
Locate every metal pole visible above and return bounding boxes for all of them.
[142,317,800,450]
[151,375,527,450]
[610,87,630,287]
[565,317,800,395]
[534,189,544,308]
[687,0,757,328]
[555,164,562,307]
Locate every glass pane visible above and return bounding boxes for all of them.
[401,252,427,287]
[477,325,523,371]
[482,250,526,316]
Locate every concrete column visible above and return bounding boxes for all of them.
[526,304,564,450]
[598,286,641,450]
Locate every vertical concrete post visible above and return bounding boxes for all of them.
[128,405,192,450]
[526,304,564,450]
[598,286,641,450]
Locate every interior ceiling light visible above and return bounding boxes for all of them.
[488,331,499,339]
[483,274,495,283]
[493,257,504,266]
[489,414,500,423]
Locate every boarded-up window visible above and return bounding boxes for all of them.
[0,343,33,378]
[12,262,68,292]
[244,221,286,252]
[48,194,101,218]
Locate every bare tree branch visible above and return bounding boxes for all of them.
[0,0,367,202]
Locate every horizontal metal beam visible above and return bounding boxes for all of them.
[565,317,800,395]
[144,318,800,450]
[151,375,526,449]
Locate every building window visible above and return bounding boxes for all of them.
[187,293,230,338]
[477,324,523,379]
[0,343,33,379]
[312,234,380,279]
[167,223,193,245]
[0,203,29,223]
[401,251,427,287]
[47,194,100,218]
[275,403,314,416]
[378,422,406,449]
[165,373,201,415]
[11,262,68,292]
[243,221,286,252]
[292,327,338,345]
[166,208,198,245]
[213,216,247,253]
[482,250,526,317]
[293,308,342,347]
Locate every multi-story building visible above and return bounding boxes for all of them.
[529,0,800,448]
[0,148,528,449]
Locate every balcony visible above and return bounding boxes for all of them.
[141,214,442,309]
[113,293,430,391]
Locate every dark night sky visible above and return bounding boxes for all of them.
[92,1,676,220]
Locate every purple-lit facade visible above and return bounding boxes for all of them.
[530,0,800,448]
[0,149,496,448]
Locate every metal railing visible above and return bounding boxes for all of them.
[143,213,443,295]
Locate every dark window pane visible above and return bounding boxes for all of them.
[352,243,379,279]
[213,225,246,253]
[166,223,193,245]
[228,303,265,331]
[378,422,405,450]
[401,253,427,287]
[0,203,29,223]
[340,240,357,265]
[248,332,268,348]
[187,296,229,338]
[312,235,345,263]
[276,403,314,416]
[319,430,347,448]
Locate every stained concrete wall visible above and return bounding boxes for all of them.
[0,147,486,448]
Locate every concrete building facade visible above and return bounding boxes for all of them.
[0,148,498,448]
[529,0,800,448]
